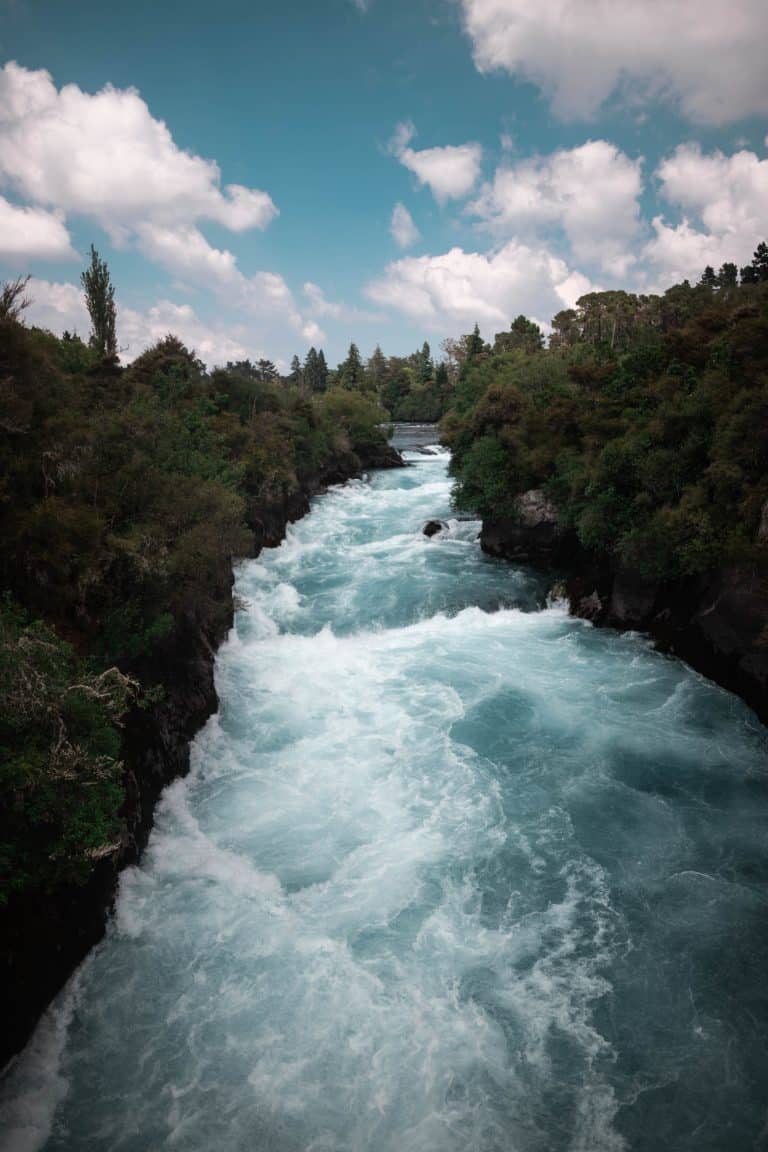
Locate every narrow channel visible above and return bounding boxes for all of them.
[3,429,767,1152]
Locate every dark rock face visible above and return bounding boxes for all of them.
[568,562,768,725]
[484,493,767,726]
[481,490,578,567]
[360,443,406,471]
[1,445,405,1067]
[423,520,447,538]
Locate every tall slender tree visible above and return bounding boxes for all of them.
[81,245,117,359]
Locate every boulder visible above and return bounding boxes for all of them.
[481,490,577,566]
[423,519,447,538]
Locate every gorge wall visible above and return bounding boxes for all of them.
[1,444,403,1067]
[481,492,768,728]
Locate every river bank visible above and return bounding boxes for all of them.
[1,439,403,1069]
[480,497,768,727]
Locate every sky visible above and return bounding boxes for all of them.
[0,0,766,368]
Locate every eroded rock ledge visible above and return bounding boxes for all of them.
[481,491,768,727]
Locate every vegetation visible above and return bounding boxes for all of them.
[288,338,459,422]
[5,237,767,904]
[442,245,768,582]
[0,251,390,904]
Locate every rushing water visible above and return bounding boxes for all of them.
[3,430,768,1152]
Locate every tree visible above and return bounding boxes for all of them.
[339,342,365,389]
[494,315,544,354]
[549,309,579,350]
[289,355,303,389]
[366,345,387,389]
[466,324,485,360]
[0,275,31,323]
[414,341,433,384]
[255,358,278,382]
[717,262,738,288]
[317,350,329,392]
[303,348,329,393]
[81,245,117,360]
[699,265,717,288]
[752,241,768,282]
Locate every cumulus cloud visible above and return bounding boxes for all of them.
[0,196,77,261]
[23,278,268,367]
[390,120,482,202]
[366,240,596,336]
[135,224,240,284]
[469,140,643,277]
[0,62,277,241]
[301,320,327,344]
[460,0,768,123]
[0,63,328,355]
[390,202,420,249]
[644,143,768,281]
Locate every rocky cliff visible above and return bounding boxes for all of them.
[482,492,768,727]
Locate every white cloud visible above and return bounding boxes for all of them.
[24,278,89,335]
[0,64,330,352]
[460,0,768,123]
[119,300,251,367]
[301,320,327,344]
[0,62,277,238]
[644,143,768,281]
[390,120,482,202]
[302,281,381,328]
[366,240,596,336]
[23,277,266,367]
[390,202,420,249]
[135,224,239,284]
[0,196,77,261]
[469,140,643,276]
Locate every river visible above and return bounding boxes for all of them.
[2,429,768,1151]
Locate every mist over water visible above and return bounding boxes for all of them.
[3,430,768,1151]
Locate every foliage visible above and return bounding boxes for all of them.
[443,251,768,582]
[81,245,117,360]
[0,252,391,900]
[0,597,135,901]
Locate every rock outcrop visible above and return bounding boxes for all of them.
[480,489,768,727]
[481,490,578,567]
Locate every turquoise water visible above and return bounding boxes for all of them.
[2,440,768,1151]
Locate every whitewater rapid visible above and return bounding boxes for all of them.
[2,434,768,1151]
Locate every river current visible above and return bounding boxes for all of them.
[2,430,768,1151]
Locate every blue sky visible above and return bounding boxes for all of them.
[0,0,766,367]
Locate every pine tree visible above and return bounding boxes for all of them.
[367,345,387,389]
[317,350,329,392]
[752,241,768,282]
[339,342,364,388]
[414,341,433,384]
[466,323,485,359]
[81,245,117,359]
[289,354,303,388]
[699,265,717,287]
